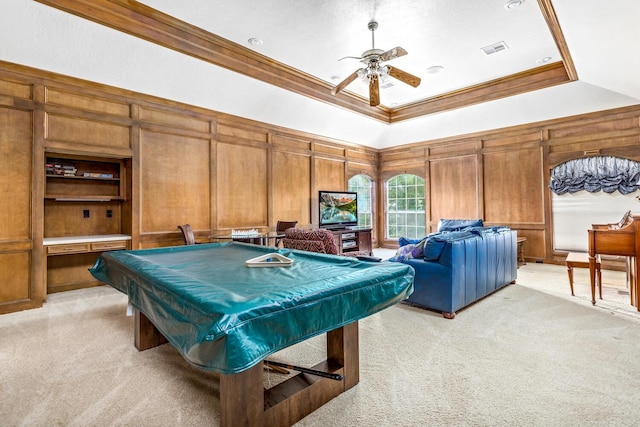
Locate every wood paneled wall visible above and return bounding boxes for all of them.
[1,58,640,313]
[379,106,640,264]
[0,60,377,313]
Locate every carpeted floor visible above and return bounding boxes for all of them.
[1,260,640,426]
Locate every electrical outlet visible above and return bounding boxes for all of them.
[83,209,90,218]
[106,209,113,218]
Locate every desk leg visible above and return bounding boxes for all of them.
[220,321,359,427]
[588,256,597,305]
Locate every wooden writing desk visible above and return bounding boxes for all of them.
[588,212,639,309]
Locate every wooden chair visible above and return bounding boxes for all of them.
[178,224,198,245]
[274,220,298,247]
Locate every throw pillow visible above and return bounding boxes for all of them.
[390,244,417,262]
[398,236,423,247]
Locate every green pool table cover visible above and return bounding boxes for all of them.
[90,242,414,374]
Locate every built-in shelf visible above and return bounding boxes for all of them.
[43,153,131,295]
[45,154,125,201]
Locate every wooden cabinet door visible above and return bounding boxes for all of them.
[0,106,40,313]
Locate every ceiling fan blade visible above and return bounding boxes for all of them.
[369,75,380,107]
[331,69,362,95]
[379,46,408,62]
[387,66,421,88]
[338,55,364,61]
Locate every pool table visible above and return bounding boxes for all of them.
[90,242,414,426]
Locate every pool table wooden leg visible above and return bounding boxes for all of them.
[134,309,168,351]
[219,320,359,427]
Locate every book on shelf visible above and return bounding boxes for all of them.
[46,162,77,176]
[83,172,114,178]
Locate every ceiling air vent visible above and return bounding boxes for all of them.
[481,41,509,55]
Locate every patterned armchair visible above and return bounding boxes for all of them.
[282,228,370,258]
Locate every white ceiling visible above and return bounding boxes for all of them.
[1,0,639,148]
[139,0,562,107]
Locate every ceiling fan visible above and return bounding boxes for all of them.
[330,21,421,107]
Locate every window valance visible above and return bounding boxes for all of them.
[549,156,640,195]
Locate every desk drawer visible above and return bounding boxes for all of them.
[91,241,128,251]
[47,243,90,255]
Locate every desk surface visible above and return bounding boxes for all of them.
[90,242,414,374]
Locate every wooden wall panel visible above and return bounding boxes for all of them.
[0,105,35,312]
[429,156,479,225]
[217,124,267,144]
[517,229,546,261]
[272,151,311,227]
[140,130,211,232]
[272,134,311,151]
[428,140,477,157]
[314,157,345,192]
[548,116,639,139]
[0,253,30,303]
[313,157,346,224]
[0,78,32,99]
[0,107,32,240]
[44,200,122,237]
[45,113,130,150]
[139,106,210,133]
[313,142,345,157]
[483,147,544,224]
[216,142,267,229]
[45,87,130,117]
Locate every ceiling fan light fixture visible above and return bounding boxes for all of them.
[331,20,421,107]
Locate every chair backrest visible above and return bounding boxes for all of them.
[276,220,298,233]
[282,228,338,254]
[274,220,298,247]
[178,224,196,245]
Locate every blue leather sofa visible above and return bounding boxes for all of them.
[391,219,517,318]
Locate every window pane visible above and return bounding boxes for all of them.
[385,174,426,239]
[348,174,373,229]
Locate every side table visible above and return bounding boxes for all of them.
[516,237,527,267]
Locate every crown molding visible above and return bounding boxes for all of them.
[35,0,576,124]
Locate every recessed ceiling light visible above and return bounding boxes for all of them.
[536,56,552,64]
[248,38,263,46]
[505,0,525,9]
[330,75,341,82]
[426,65,445,74]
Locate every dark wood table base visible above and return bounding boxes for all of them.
[134,310,359,427]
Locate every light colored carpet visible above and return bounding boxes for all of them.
[2,261,640,426]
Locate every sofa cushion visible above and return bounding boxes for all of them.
[437,218,483,232]
[423,239,446,261]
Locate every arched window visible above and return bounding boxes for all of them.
[386,174,426,239]
[348,174,373,228]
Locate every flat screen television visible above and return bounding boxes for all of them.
[318,190,358,229]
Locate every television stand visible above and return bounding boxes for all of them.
[324,226,347,231]
[329,228,372,256]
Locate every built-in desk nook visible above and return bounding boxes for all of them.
[43,153,132,294]
[44,235,131,293]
